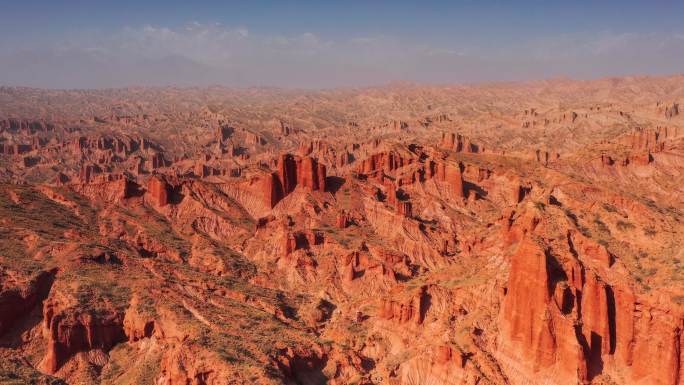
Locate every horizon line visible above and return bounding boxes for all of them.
[2,72,684,93]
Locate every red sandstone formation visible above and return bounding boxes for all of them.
[379,287,428,325]
[41,299,126,373]
[336,212,350,228]
[263,153,327,208]
[147,176,169,206]
[1,78,684,385]
[440,132,480,153]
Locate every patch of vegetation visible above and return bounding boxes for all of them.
[578,225,591,237]
[118,206,191,259]
[0,358,63,385]
[102,343,162,385]
[0,186,90,240]
[60,265,133,314]
[593,215,610,235]
[602,203,618,213]
[135,294,158,317]
[616,220,635,231]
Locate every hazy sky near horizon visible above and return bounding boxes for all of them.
[1,0,683,88]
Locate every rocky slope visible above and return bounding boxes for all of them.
[1,75,684,384]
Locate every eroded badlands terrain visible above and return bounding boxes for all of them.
[1,76,684,385]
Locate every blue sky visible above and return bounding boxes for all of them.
[1,0,683,88]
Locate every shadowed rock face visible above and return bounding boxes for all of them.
[1,76,684,384]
